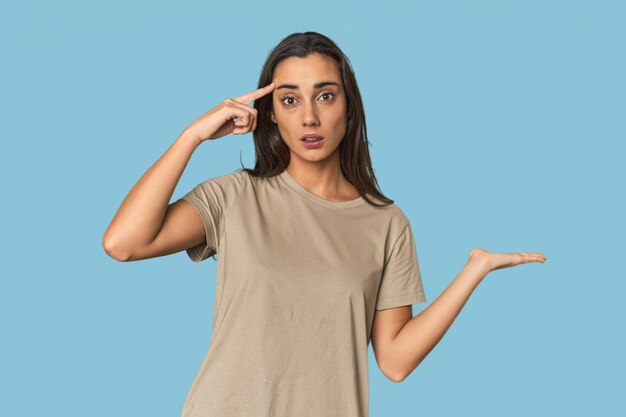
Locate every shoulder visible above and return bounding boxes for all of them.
[211,169,249,184]
[361,199,414,247]
[386,203,412,241]
[363,196,410,228]
[195,169,249,191]
[182,170,250,211]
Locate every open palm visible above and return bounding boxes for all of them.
[468,247,547,273]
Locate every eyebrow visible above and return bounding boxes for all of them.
[276,81,340,90]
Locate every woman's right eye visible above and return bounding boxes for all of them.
[280,96,296,106]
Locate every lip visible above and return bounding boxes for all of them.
[300,133,325,141]
[300,137,325,149]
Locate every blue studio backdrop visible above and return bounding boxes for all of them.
[1,1,624,416]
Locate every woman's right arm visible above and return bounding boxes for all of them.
[101,82,275,262]
[101,130,204,262]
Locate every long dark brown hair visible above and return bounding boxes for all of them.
[238,31,394,208]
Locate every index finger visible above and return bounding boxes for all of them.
[234,82,276,104]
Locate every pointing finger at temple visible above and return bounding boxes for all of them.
[234,82,276,105]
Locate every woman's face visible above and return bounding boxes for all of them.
[271,53,347,165]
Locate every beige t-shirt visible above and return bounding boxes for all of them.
[177,168,427,417]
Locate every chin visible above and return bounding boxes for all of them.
[291,150,326,161]
[293,145,341,163]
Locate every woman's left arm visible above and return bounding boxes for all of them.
[386,248,547,382]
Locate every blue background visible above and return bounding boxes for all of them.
[1,0,624,416]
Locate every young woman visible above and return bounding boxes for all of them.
[102,32,547,417]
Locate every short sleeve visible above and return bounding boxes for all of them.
[375,222,427,310]
[177,171,244,263]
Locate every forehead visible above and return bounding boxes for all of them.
[273,54,341,87]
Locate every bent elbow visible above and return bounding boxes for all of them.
[383,362,423,383]
[102,235,131,262]
[389,371,407,383]
[380,364,406,383]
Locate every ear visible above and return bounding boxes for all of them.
[271,112,277,124]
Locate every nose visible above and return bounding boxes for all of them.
[301,101,320,127]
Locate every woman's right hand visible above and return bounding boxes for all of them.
[184,82,276,143]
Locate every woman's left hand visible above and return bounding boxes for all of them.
[467,247,547,274]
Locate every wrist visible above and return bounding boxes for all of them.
[464,258,490,284]
[179,129,203,148]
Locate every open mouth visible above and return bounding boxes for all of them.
[300,136,325,148]
[300,133,325,142]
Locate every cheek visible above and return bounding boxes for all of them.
[328,110,347,129]
[273,103,292,120]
